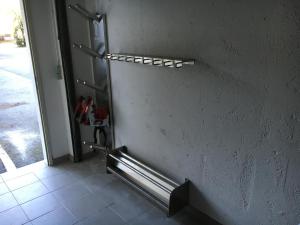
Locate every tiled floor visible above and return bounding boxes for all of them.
[0,155,219,225]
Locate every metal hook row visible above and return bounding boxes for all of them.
[73,43,195,69]
[106,53,195,68]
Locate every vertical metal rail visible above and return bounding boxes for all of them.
[102,15,115,150]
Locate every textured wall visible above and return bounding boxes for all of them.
[77,1,299,224]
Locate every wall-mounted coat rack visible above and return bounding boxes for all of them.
[69,4,114,153]
[68,4,189,217]
[106,53,195,68]
[73,45,195,69]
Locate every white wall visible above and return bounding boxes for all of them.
[88,1,299,225]
[23,0,73,160]
[67,0,300,225]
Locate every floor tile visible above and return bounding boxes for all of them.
[0,182,9,196]
[12,181,49,204]
[109,193,155,222]
[41,173,77,191]
[63,192,110,220]
[31,207,77,225]
[26,161,47,171]
[0,192,18,212]
[0,206,29,225]
[53,182,91,204]
[76,207,126,225]
[82,173,116,193]
[21,193,61,220]
[5,173,39,191]
[34,166,65,180]
[1,170,31,181]
[93,179,138,205]
[171,206,220,225]
[128,207,166,225]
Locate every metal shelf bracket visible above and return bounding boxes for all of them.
[68,4,103,23]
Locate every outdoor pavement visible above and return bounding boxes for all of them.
[0,42,43,173]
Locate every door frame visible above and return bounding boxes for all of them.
[19,0,54,165]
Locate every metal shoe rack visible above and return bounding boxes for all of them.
[107,146,189,216]
[68,4,192,216]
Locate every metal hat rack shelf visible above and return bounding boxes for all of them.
[74,44,195,69]
[69,4,189,216]
[70,5,195,69]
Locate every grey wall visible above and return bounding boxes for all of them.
[25,0,73,159]
[72,1,300,224]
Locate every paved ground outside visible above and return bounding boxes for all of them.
[0,42,43,173]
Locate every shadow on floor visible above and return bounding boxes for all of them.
[0,159,6,173]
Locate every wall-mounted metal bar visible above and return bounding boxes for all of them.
[106,53,195,69]
[73,44,194,69]
[76,79,104,92]
[82,141,107,152]
[68,4,103,23]
[73,43,103,58]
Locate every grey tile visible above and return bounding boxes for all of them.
[34,166,65,180]
[53,182,91,204]
[94,180,138,205]
[41,173,77,191]
[21,193,61,220]
[82,173,116,193]
[63,162,105,180]
[128,207,166,225]
[12,181,49,204]
[0,192,18,212]
[76,207,125,225]
[63,192,110,220]
[1,170,31,181]
[0,182,9,196]
[170,206,217,225]
[0,206,29,225]
[109,193,155,222]
[5,173,39,191]
[31,207,77,225]
[25,161,48,172]
[0,162,43,181]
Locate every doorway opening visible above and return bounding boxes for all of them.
[0,0,47,174]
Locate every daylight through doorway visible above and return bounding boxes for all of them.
[0,0,45,173]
